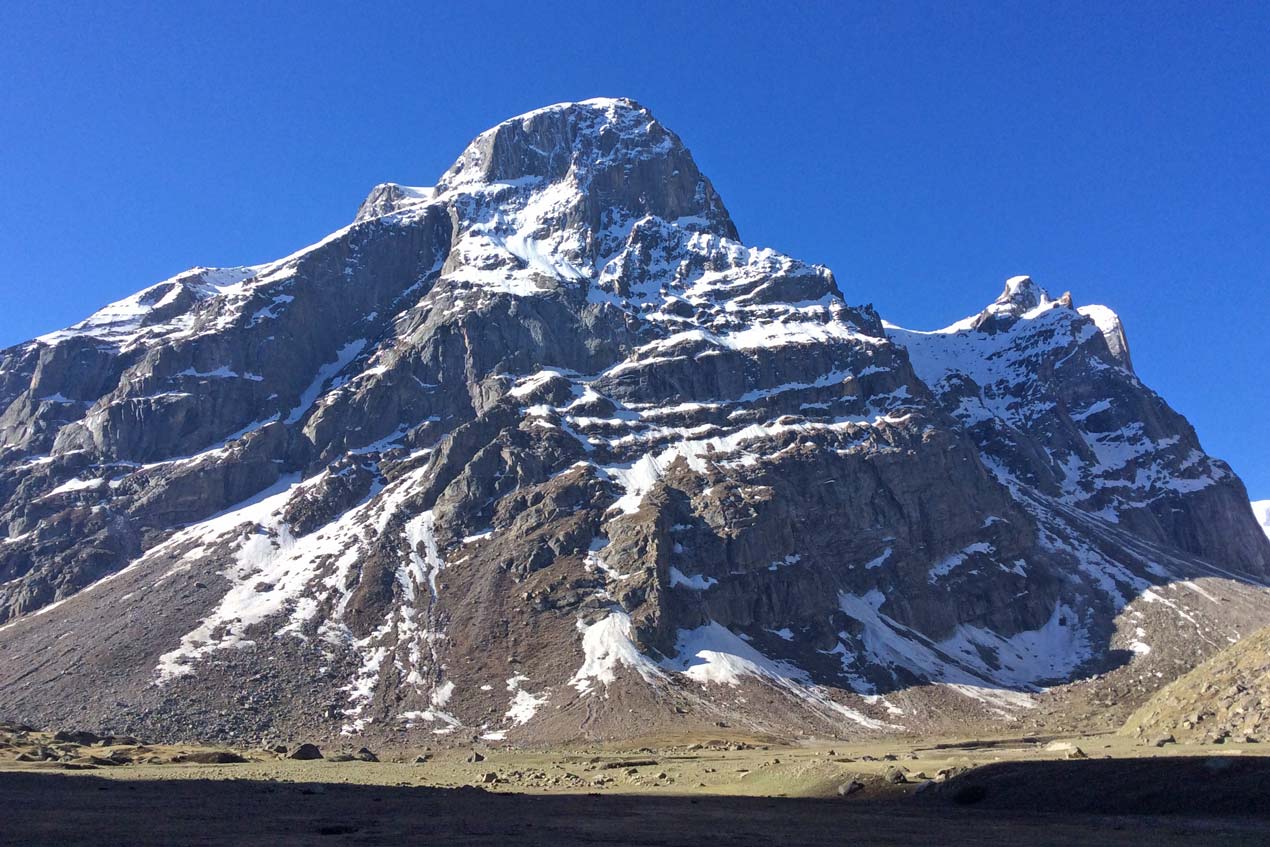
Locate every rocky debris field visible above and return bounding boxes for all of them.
[1120,626,1270,745]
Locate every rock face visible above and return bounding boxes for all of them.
[1121,625,1270,744]
[0,98,1267,744]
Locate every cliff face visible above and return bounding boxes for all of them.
[0,99,1266,744]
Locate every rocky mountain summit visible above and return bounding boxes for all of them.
[0,98,1267,744]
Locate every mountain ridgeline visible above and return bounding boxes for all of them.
[0,99,1266,743]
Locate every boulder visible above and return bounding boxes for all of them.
[173,751,246,764]
[52,730,100,746]
[287,743,323,761]
[837,780,865,797]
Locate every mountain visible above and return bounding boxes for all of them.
[0,98,1267,744]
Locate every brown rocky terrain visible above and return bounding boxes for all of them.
[1120,625,1270,745]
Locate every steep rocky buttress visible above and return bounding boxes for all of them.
[0,99,1266,744]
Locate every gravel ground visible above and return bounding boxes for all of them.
[4,730,1270,845]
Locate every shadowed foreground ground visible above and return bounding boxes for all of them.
[4,756,1270,847]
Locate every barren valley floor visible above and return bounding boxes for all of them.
[3,729,1269,846]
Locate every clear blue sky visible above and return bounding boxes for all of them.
[1,2,1266,497]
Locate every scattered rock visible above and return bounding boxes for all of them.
[354,747,379,762]
[88,755,125,766]
[288,744,323,761]
[174,751,247,764]
[466,751,486,763]
[837,780,865,797]
[52,731,101,746]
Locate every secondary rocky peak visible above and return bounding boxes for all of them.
[354,183,434,223]
[974,275,1133,371]
[962,275,1064,333]
[994,275,1052,311]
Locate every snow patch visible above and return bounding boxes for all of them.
[285,339,367,424]
[1253,500,1270,541]
[569,610,664,694]
[663,621,892,729]
[504,675,548,725]
[669,567,717,590]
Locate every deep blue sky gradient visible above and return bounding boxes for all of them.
[1,2,1267,496]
